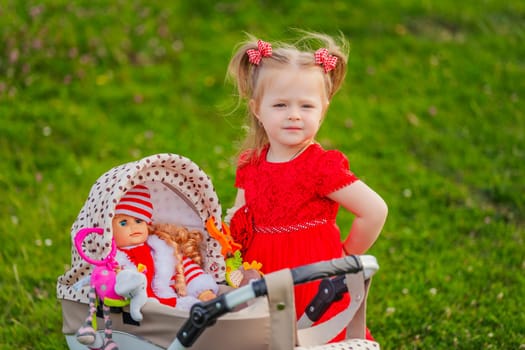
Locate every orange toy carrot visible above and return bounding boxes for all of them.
[205,217,242,257]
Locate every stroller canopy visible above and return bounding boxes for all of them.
[57,153,226,304]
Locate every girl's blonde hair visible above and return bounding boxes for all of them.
[227,30,349,164]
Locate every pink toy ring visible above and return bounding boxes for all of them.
[74,227,122,301]
[74,227,117,266]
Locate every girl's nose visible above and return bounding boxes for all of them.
[288,111,301,121]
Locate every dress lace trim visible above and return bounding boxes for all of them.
[254,218,329,234]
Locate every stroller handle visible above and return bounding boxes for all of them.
[291,254,363,284]
[168,255,375,350]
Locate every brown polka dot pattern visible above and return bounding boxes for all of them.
[57,153,225,304]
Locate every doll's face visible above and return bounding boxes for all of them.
[112,214,149,248]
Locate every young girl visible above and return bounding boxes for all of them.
[226,32,388,341]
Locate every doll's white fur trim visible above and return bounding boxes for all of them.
[148,235,178,298]
[114,236,177,299]
[115,249,135,270]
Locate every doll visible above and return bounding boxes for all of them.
[74,184,218,350]
[112,185,218,310]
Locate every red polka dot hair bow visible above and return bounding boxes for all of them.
[246,40,273,65]
[315,48,338,73]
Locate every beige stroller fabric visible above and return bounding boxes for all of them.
[57,153,379,350]
[61,297,271,349]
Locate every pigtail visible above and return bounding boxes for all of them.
[294,30,349,99]
[227,35,262,100]
[227,35,271,164]
[323,33,349,99]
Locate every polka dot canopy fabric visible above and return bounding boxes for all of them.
[56,153,225,304]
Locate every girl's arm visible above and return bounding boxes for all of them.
[224,189,246,224]
[233,189,246,208]
[328,180,388,255]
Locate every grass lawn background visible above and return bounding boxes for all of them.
[0,1,523,349]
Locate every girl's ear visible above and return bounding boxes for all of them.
[249,99,259,119]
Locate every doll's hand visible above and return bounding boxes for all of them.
[197,290,216,301]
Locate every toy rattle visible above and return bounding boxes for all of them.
[74,227,147,350]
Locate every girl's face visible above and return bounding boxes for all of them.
[112,214,149,248]
[251,67,328,159]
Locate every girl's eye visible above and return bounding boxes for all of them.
[135,219,143,224]
[274,103,286,108]
[118,220,127,227]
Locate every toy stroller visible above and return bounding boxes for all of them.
[57,153,380,350]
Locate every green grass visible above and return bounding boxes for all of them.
[1,0,524,349]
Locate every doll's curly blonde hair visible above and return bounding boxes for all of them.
[150,223,205,297]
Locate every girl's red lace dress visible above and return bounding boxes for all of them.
[231,143,361,340]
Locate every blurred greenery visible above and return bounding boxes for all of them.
[0,0,523,349]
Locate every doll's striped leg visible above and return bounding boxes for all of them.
[76,287,102,346]
[102,303,118,350]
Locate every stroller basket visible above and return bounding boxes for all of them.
[57,153,380,350]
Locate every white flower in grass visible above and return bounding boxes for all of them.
[42,126,52,136]
[402,188,412,198]
[35,238,53,246]
[144,130,154,139]
[218,160,229,170]
[11,216,19,225]
[130,149,141,158]
[385,307,396,315]
[429,287,437,295]
[444,307,452,318]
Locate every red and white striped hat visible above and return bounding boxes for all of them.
[115,184,153,224]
